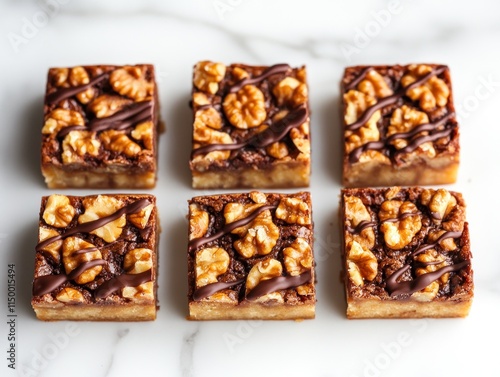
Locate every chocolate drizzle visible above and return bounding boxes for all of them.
[46,72,110,104]
[345,65,447,132]
[386,231,466,297]
[345,67,373,91]
[36,198,151,251]
[229,64,291,93]
[246,270,313,301]
[193,278,245,301]
[188,204,277,253]
[191,106,308,158]
[33,259,107,296]
[88,101,152,132]
[94,270,152,299]
[347,220,376,234]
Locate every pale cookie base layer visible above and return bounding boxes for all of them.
[191,163,310,189]
[188,301,315,320]
[343,157,459,188]
[346,297,472,319]
[42,165,156,189]
[32,303,157,321]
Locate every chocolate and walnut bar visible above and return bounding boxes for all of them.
[188,191,315,320]
[341,187,473,319]
[32,194,159,321]
[342,64,459,187]
[41,64,161,189]
[190,61,311,189]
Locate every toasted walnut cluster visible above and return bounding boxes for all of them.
[195,247,230,288]
[109,66,154,102]
[43,194,75,228]
[276,196,311,225]
[42,109,85,135]
[412,249,448,301]
[402,64,450,111]
[346,241,378,287]
[88,94,132,118]
[379,199,422,250]
[193,61,226,94]
[223,85,267,129]
[344,195,375,250]
[272,75,308,107]
[62,236,103,284]
[420,188,464,232]
[246,259,284,303]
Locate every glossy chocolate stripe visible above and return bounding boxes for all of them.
[412,231,462,256]
[229,64,291,93]
[57,125,87,138]
[396,128,453,155]
[73,247,99,255]
[345,67,373,91]
[192,278,245,301]
[246,270,312,301]
[46,72,109,104]
[348,141,385,163]
[386,260,470,297]
[191,106,308,157]
[36,198,151,251]
[94,269,152,299]
[89,101,152,132]
[347,220,376,234]
[345,65,447,131]
[188,204,277,252]
[33,259,107,296]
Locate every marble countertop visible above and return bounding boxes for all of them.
[1,1,500,376]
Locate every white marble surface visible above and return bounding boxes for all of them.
[1,1,500,376]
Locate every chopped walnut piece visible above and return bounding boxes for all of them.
[290,125,310,156]
[88,94,133,118]
[78,195,125,243]
[246,259,284,303]
[283,237,313,276]
[428,229,457,252]
[420,188,456,223]
[266,141,289,159]
[388,105,435,158]
[344,195,375,250]
[62,237,102,284]
[62,130,101,164]
[223,85,267,129]
[272,77,308,107]
[69,66,95,104]
[127,204,154,230]
[56,288,85,304]
[346,241,378,287]
[192,92,210,107]
[43,194,75,228]
[38,227,62,263]
[131,121,154,150]
[52,68,69,87]
[124,248,153,274]
[189,204,209,240]
[122,281,154,302]
[193,61,226,94]
[412,249,447,302]
[100,130,141,157]
[379,200,422,250]
[402,64,450,111]
[110,66,154,101]
[357,69,393,98]
[195,247,230,288]
[42,109,85,135]
[224,203,279,258]
[249,191,267,204]
[275,197,311,225]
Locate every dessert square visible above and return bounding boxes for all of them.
[32,194,159,321]
[187,191,315,320]
[41,64,161,189]
[341,64,459,187]
[340,187,473,319]
[190,61,311,189]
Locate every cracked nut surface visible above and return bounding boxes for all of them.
[223,84,267,129]
[62,237,102,284]
[69,66,95,104]
[275,197,311,225]
[131,121,154,150]
[346,240,378,287]
[100,130,141,157]
[344,195,375,250]
[195,247,230,288]
[283,237,312,276]
[402,64,450,111]
[379,200,422,250]
[43,194,75,228]
[127,203,154,230]
[189,204,209,240]
[124,248,153,274]
[56,287,85,303]
[62,130,101,164]
[88,94,132,118]
[246,258,284,303]
[412,249,447,302]
[122,281,154,302]
[193,61,226,94]
[272,77,308,107]
[51,68,69,87]
[109,66,154,101]
[39,227,62,263]
[224,202,279,258]
[42,109,85,135]
[78,195,125,243]
[357,69,393,98]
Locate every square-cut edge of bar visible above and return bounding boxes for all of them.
[31,193,159,321]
